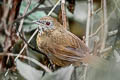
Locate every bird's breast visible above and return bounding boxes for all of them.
[36,33,48,50]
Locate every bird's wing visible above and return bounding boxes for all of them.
[44,29,89,62]
[45,44,84,62]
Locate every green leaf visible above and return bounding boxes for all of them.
[20,0,46,32]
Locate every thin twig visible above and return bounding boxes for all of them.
[15,6,61,23]
[47,0,54,5]
[90,0,94,34]
[19,33,47,56]
[22,31,31,65]
[108,29,118,36]
[5,69,10,76]
[114,0,120,13]
[92,39,100,55]
[83,64,88,80]
[15,2,41,22]
[94,8,102,14]
[17,0,31,65]
[15,29,38,61]
[84,0,92,80]
[89,7,116,38]
[0,53,52,73]
[61,0,67,28]
[17,0,31,36]
[19,30,55,70]
[47,0,61,16]
[100,46,112,53]
[86,0,91,47]
[1,0,12,36]
[101,0,108,50]
[3,0,21,76]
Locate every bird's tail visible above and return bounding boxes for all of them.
[81,54,108,69]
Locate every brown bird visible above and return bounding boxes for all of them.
[36,16,101,67]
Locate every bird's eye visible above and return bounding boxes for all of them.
[46,21,50,26]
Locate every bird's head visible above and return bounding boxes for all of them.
[34,16,61,35]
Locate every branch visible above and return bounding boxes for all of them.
[15,2,41,22]
[101,0,108,50]
[17,0,31,36]
[15,29,38,61]
[18,33,47,57]
[86,0,91,47]
[61,0,67,28]
[0,53,52,73]
[47,0,61,16]
[89,7,116,38]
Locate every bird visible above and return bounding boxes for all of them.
[35,16,102,67]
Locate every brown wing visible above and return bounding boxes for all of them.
[50,28,89,55]
[46,43,84,61]
[40,29,89,66]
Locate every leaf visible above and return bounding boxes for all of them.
[16,60,43,80]
[22,23,38,32]
[20,0,46,32]
[42,65,74,80]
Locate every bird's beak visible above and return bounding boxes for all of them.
[32,20,43,25]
